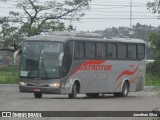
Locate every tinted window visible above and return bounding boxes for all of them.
[96,43,106,58]
[107,43,117,59]
[118,44,127,59]
[85,42,95,58]
[137,44,145,59]
[128,44,137,59]
[75,42,84,59]
[63,41,73,76]
[43,42,63,53]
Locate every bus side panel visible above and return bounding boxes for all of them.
[61,59,146,94]
[135,59,146,91]
[109,60,146,93]
[61,60,86,94]
[61,60,111,94]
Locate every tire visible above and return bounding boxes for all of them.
[121,82,129,97]
[68,82,78,99]
[114,81,129,97]
[114,93,121,97]
[86,93,99,98]
[34,93,42,98]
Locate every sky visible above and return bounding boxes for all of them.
[70,0,158,31]
[0,0,158,32]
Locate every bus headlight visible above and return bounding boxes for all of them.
[19,82,27,86]
[49,83,60,87]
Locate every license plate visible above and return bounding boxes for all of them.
[34,89,40,92]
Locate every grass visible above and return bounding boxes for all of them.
[0,65,19,84]
[146,73,160,86]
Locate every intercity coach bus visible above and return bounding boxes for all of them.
[19,32,146,99]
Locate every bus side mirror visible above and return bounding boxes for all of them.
[13,49,21,64]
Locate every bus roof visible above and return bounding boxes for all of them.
[25,34,145,44]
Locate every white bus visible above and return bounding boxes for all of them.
[19,32,146,99]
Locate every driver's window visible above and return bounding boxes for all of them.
[62,41,73,77]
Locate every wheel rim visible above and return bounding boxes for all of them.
[123,83,128,95]
[73,84,77,97]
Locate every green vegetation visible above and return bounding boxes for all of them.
[146,73,160,86]
[0,0,91,51]
[147,0,160,76]
[0,66,19,84]
[147,1,160,97]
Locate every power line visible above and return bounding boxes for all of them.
[86,10,152,13]
[93,1,148,4]
[90,4,146,7]
[0,16,158,19]
[0,10,154,14]
[0,0,148,5]
[69,17,160,20]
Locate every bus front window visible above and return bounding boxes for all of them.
[20,41,63,79]
[39,42,63,79]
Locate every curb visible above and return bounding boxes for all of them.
[0,84,18,87]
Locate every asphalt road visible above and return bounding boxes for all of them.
[0,85,160,120]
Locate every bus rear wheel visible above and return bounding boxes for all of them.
[121,81,129,97]
[114,81,129,97]
[34,93,42,98]
[68,82,78,99]
[86,93,99,98]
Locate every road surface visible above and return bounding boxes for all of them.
[0,85,159,120]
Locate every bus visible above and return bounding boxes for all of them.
[19,32,146,99]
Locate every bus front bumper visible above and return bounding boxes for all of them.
[19,86,61,94]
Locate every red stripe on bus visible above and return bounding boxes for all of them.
[115,72,140,90]
[71,60,106,76]
[115,64,140,82]
[129,72,140,84]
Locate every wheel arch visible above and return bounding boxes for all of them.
[121,78,130,91]
[70,79,81,93]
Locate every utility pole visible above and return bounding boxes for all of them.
[130,0,132,29]
[129,0,134,36]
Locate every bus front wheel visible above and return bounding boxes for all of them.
[68,82,78,99]
[34,93,42,98]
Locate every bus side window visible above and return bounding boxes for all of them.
[137,44,145,60]
[127,44,137,60]
[85,42,95,58]
[96,43,106,58]
[62,41,73,77]
[75,42,85,59]
[118,44,127,59]
[107,43,117,59]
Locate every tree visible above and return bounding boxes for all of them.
[147,0,160,14]
[0,0,91,51]
[147,1,160,75]
[133,23,151,40]
[148,32,160,75]
[0,17,20,51]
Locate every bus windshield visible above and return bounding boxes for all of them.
[20,41,63,79]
